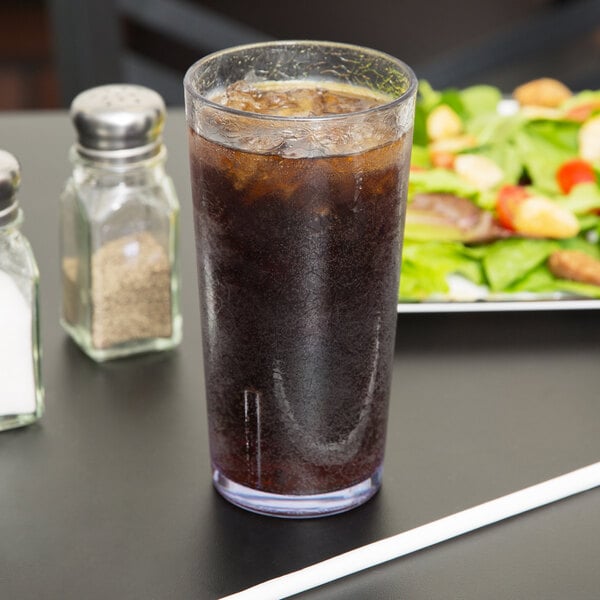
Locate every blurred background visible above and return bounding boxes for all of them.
[1,0,600,110]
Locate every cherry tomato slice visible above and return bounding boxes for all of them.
[556,159,596,194]
[496,185,529,230]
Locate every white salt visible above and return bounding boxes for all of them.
[0,269,36,416]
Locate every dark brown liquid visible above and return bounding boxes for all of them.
[190,83,410,495]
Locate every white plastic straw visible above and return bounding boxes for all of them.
[220,461,600,600]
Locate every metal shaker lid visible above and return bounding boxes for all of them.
[70,84,166,156]
[0,150,21,226]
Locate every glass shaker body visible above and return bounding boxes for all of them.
[0,212,44,430]
[60,147,182,361]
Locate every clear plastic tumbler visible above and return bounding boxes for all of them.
[184,41,416,517]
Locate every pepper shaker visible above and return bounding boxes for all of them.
[0,150,44,430]
[60,84,182,361]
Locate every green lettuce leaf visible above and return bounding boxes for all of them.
[508,264,600,298]
[410,145,431,169]
[413,80,440,146]
[524,120,579,152]
[558,234,600,258]
[553,280,600,298]
[515,120,580,196]
[577,214,600,231]
[459,85,502,118]
[418,80,441,113]
[399,261,449,299]
[400,241,483,299]
[409,169,478,198]
[404,217,470,242]
[466,113,525,146]
[506,264,557,293]
[481,238,559,291]
[555,182,600,214]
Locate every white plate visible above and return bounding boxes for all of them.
[397,275,600,312]
[398,299,600,313]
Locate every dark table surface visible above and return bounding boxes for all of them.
[1,110,599,600]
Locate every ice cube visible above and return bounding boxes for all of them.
[214,81,384,118]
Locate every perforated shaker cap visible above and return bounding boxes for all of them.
[0,149,21,226]
[70,84,166,158]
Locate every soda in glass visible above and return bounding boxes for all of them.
[184,41,416,517]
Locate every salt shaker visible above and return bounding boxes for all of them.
[60,84,182,361]
[0,150,44,430]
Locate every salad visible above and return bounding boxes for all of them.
[400,77,600,302]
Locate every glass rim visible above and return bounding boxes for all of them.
[183,39,417,123]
